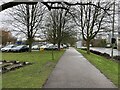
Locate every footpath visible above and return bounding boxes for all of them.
[44,47,116,88]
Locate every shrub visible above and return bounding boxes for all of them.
[113,56,120,61]
[81,49,111,59]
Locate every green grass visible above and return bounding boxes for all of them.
[2,50,65,88]
[77,49,118,87]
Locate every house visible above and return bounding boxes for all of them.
[76,41,82,48]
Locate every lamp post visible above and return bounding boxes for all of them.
[111,0,115,59]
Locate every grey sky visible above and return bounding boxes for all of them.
[0,0,119,40]
[0,0,119,28]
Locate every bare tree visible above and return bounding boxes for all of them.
[6,2,46,52]
[71,2,113,54]
[0,27,16,46]
[1,1,116,53]
[45,6,76,50]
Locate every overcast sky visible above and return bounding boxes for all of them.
[0,0,119,28]
[0,0,119,40]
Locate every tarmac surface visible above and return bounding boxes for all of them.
[44,47,116,88]
[90,47,120,56]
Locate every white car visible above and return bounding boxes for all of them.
[44,44,63,50]
[32,45,40,50]
[1,45,16,52]
[40,45,47,49]
[62,44,67,48]
[106,44,111,48]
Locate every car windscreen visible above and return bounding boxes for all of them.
[14,46,24,49]
[5,45,15,48]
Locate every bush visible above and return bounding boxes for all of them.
[90,50,102,55]
[81,48,111,59]
[102,53,111,59]
[113,56,120,61]
[91,39,106,47]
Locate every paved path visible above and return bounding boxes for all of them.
[44,47,116,88]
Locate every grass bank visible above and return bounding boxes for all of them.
[2,50,65,88]
[77,49,118,87]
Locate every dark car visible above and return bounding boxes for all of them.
[11,45,29,52]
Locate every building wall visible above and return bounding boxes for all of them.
[117,39,120,50]
[76,41,82,48]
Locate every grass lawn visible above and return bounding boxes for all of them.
[77,49,118,87]
[2,50,65,88]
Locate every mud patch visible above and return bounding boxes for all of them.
[0,60,32,73]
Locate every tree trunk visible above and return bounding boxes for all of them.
[29,43,32,52]
[58,42,61,51]
[86,39,90,54]
[28,38,33,52]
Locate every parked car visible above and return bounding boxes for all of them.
[44,44,63,50]
[1,44,16,52]
[106,44,111,48]
[62,44,67,48]
[32,45,40,50]
[11,45,29,52]
[39,45,47,51]
[40,45,47,49]
[45,45,58,50]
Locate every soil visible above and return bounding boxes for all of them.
[1,60,32,73]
